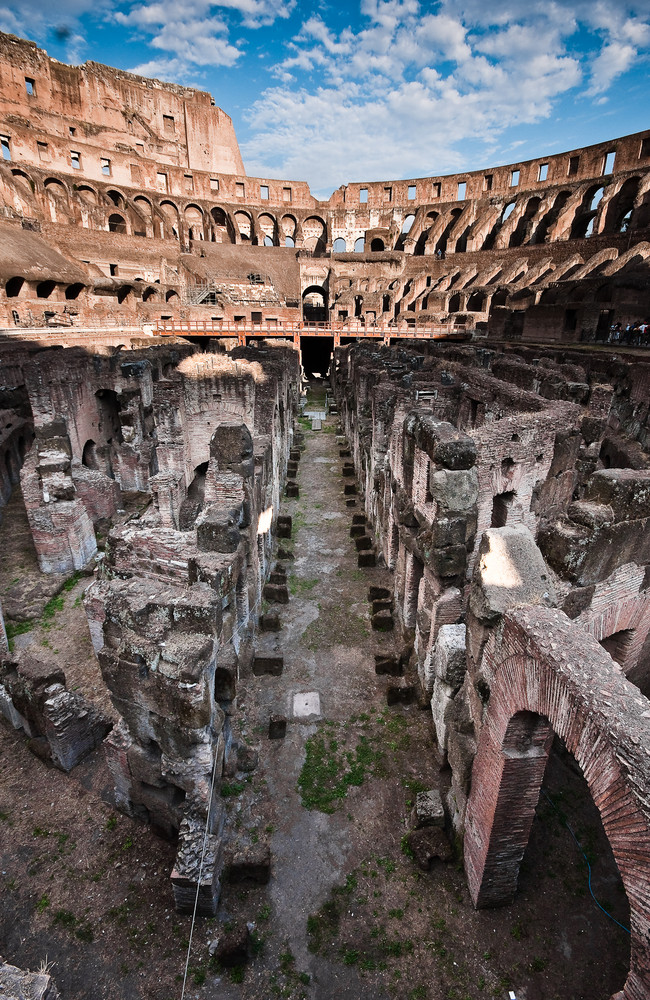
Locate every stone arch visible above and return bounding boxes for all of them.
[65,282,84,300]
[508,196,542,247]
[76,184,98,205]
[435,208,462,255]
[159,200,180,239]
[36,280,56,298]
[605,176,641,234]
[464,606,650,1000]
[44,177,68,199]
[354,237,365,252]
[142,286,157,302]
[281,214,296,247]
[210,206,235,243]
[108,213,127,234]
[448,292,462,312]
[332,237,347,252]
[234,210,253,242]
[165,289,179,302]
[370,237,385,251]
[302,284,327,323]
[82,439,99,470]
[184,203,204,241]
[106,189,125,209]
[5,276,24,297]
[258,212,277,246]
[467,290,486,311]
[302,216,326,253]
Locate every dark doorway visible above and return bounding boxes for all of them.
[300,336,333,379]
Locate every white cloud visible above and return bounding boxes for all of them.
[241,0,650,194]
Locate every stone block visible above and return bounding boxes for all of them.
[430,545,467,578]
[287,461,299,476]
[406,827,453,870]
[344,483,357,495]
[355,534,372,551]
[372,610,394,631]
[276,515,292,538]
[345,499,357,508]
[285,481,299,498]
[369,586,391,601]
[358,550,376,567]
[339,449,351,457]
[277,547,295,561]
[196,506,241,553]
[371,598,393,615]
[584,468,650,521]
[342,464,355,476]
[268,714,287,739]
[259,613,281,631]
[350,524,366,538]
[375,654,402,676]
[236,745,259,772]
[430,516,471,549]
[433,624,467,689]
[429,468,479,513]
[227,843,271,885]
[409,412,477,470]
[412,789,445,829]
[289,448,301,462]
[252,656,283,677]
[431,678,455,751]
[567,501,614,529]
[262,583,289,603]
[386,684,416,705]
[352,514,366,525]
[269,570,287,585]
[469,525,556,625]
[212,923,250,967]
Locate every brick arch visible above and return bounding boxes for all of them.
[464,606,650,1000]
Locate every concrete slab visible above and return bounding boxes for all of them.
[292,691,321,718]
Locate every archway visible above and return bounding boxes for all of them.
[108,213,127,234]
[464,606,650,1000]
[302,285,327,323]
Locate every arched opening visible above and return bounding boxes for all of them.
[531,191,571,244]
[491,288,508,308]
[142,287,156,302]
[179,461,208,530]
[302,216,326,254]
[382,294,391,313]
[435,208,462,255]
[491,489,516,527]
[6,276,24,297]
[65,283,84,300]
[108,213,127,234]
[160,200,180,239]
[509,197,541,247]
[370,237,384,251]
[467,291,485,312]
[184,204,204,241]
[36,280,56,299]
[354,295,363,318]
[165,289,179,303]
[107,190,125,208]
[234,211,253,242]
[448,292,461,312]
[302,285,327,323]
[82,439,99,470]
[332,237,347,252]
[116,285,133,305]
[258,212,276,246]
[605,177,640,233]
[354,237,365,252]
[76,185,98,205]
[414,211,439,255]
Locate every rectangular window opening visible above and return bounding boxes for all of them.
[70,150,81,170]
[25,77,35,96]
[432,182,441,198]
[236,182,245,198]
[163,114,175,134]
[510,169,520,187]
[282,186,292,202]
[101,157,111,176]
[1,136,10,161]
[260,184,269,200]
[491,490,516,528]
[37,141,49,161]
[384,186,392,202]
[603,150,616,174]
[408,184,417,200]
[135,142,144,154]
[184,173,194,192]
[640,138,650,159]
[360,187,368,203]
[69,126,76,137]
[109,264,118,276]
[568,155,580,175]
[210,177,220,191]
[457,181,467,200]
[538,163,548,181]
[156,172,168,192]
[483,174,493,191]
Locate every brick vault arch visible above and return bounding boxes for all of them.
[464,605,650,1000]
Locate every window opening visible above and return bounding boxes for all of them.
[491,490,515,527]
[260,184,269,200]
[538,163,548,181]
[101,158,111,176]
[360,187,368,203]
[408,185,417,200]
[1,136,10,161]
[25,77,35,96]
[484,174,493,191]
[457,181,467,200]
[568,155,580,176]
[510,170,520,186]
[70,150,81,169]
[603,151,616,174]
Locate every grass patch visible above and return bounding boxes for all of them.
[298,722,384,813]
[6,619,33,650]
[302,604,369,651]
[289,576,319,596]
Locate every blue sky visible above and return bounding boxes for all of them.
[2,0,650,198]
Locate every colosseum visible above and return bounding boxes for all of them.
[0,27,648,1000]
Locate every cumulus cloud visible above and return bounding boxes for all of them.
[241,0,650,194]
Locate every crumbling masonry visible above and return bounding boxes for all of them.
[0,27,648,1000]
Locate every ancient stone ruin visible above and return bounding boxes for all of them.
[0,28,648,1000]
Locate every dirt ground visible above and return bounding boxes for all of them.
[0,387,631,1000]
